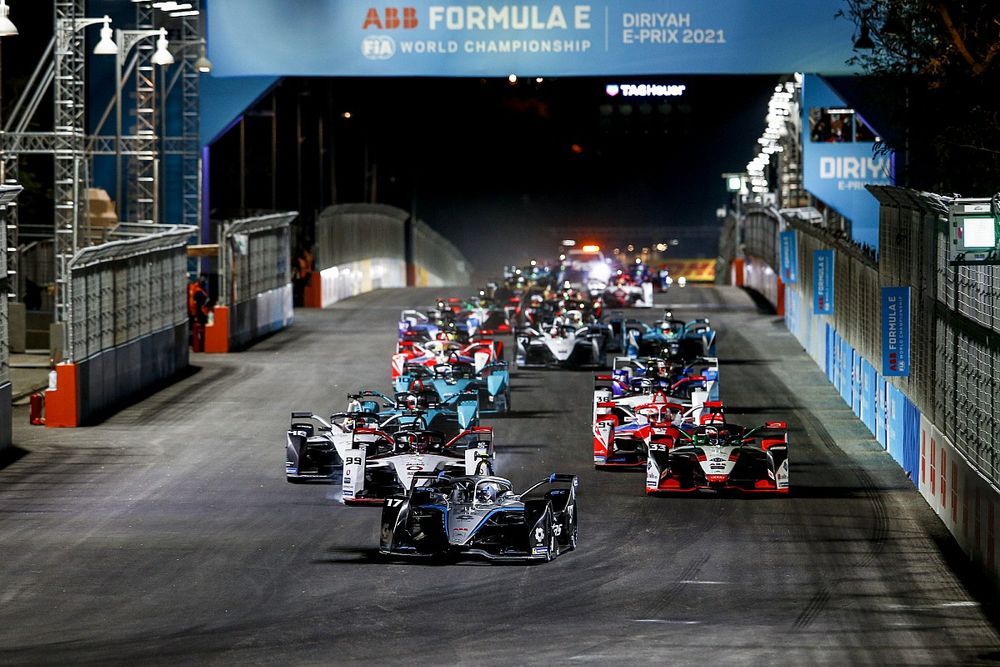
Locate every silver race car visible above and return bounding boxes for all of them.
[380,473,579,561]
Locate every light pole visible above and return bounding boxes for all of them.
[114,27,173,222]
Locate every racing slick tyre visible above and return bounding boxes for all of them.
[567,504,578,551]
[542,506,557,562]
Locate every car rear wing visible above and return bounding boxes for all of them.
[290,411,332,430]
[520,473,579,497]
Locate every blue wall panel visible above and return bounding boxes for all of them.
[860,360,876,434]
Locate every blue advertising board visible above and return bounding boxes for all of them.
[779,230,797,283]
[801,74,894,251]
[813,249,833,314]
[881,287,910,377]
[206,1,857,78]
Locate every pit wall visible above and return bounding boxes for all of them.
[726,193,999,585]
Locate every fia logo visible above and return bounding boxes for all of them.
[362,35,396,60]
[363,7,419,30]
[605,84,620,97]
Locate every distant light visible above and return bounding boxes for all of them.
[581,244,600,253]
[570,143,584,154]
[559,254,566,261]
[529,259,537,266]
[342,112,352,119]
[726,176,743,192]
[627,244,634,252]
[535,77,544,83]
[678,277,687,287]
[171,10,200,17]
[655,243,667,252]
[561,239,576,247]
[507,74,517,83]
[635,258,642,264]
[664,276,674,286]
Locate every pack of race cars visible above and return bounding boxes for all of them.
[285,290,578,562]
[284,255,789,563]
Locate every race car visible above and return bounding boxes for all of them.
[394,360,512,416]
[379,473,579,561]
[398,309,480,343]
[341,427,495,506]
[601,274,655,309]
[391,338,502,379]
[603,355,720,403]
[515,321,612,368]
[645,418,789,494]
[345,388,481,434]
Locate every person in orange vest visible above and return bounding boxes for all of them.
[188,274,210,351]
[292,245,314,306]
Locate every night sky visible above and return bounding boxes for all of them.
[211,74,778,272]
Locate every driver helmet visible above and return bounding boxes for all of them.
[476,482,498,505]
[394,437,410,454]
[530,294,543,306]
[404,394,419,411]
[343,416,356,431]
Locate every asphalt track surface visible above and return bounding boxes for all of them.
[2,286,999,666]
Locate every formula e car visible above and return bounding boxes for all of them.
[380,473,579,561]
[394,360,512,416]
[515,321,611,368]
[342,427,495,505]
[347,388,480,435]
[391,339,502,379]
[645,418,789,494]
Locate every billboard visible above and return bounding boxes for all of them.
[813,249,833,314]
[206,1,857,78]
[881,286,910,377]
[801,74,894,252]
[779,230,797,283]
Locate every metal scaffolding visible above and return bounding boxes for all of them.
[0,0,205,325]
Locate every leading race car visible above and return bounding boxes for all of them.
[645,418,789,494]
[380,473,579,562]
[342,427,495,505]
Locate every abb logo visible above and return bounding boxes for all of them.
[363,7,418,30]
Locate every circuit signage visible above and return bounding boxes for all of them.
[779,230,797,284]
[206,1,858,77]
[813,249,833,314]
[881,286,910,377]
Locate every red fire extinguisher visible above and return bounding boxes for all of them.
[29,392,45,425]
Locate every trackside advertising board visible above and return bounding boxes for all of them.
[779,231,798,284]
[801,74,894,251]
[813,249,833,314]
[206,1,857,77]
[881,286,910,377]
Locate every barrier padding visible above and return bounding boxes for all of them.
[46,323,189,427]
[45,362,79,428]
[205,306,230,353]
[0,382,11,449]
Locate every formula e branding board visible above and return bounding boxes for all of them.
[881,287,910,377]
[207,1,857,78]
[779,231,798,284]
[813,249,834,315]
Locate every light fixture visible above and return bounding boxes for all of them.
[507,74,517,83]
[0,0,18,37]
[193,38,212,73]
[151,28,174,66]
[93,15,118,54]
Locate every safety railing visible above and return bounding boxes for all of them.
[214,212,296,350]
[308,204,470,308]
[45,225,195,426]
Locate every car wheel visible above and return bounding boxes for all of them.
[542,506,557,561]
[568,505,578,551]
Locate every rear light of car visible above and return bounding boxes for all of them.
[707,474,728,483]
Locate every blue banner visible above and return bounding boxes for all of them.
[813,249,834,314]
[881,287,910,377]
[779,230,797,284]
[206,1,857,78]
[801,75,894,251]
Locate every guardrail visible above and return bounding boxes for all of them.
[205,212,296,352]
[720,186,1000,583]
[45,226,196,427]
[306,203,470,308]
